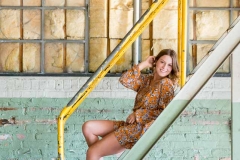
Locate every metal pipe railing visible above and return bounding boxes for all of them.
[133,0,142,65]
[180,0,187,87]
[178,0,187,87]
[57,0,171,159]
[178,0,183,86]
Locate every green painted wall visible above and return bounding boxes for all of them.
[232,102,240,160]
[0,98,231,160]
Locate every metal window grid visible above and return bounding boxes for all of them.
[0,0,92,76]
[187,0,240,77]
[1,1,239,77]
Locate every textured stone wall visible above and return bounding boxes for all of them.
[23,10,41,39]
[0,43,20,72]
[89,38,107,72]
[66,43,85,73]
[89,0,108,37]
[0,9,20,39]
[152,0,178,54]
[44,10,65,39]
[109,39,132,72]
[23,43,41,72]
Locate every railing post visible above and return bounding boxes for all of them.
[178,0,182,86]
[133,0,142,65]
[180,0,187,87]
[58,107,71,160]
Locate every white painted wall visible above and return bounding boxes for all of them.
[0,77,231,99]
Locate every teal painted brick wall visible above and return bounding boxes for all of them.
[0,98,231,160]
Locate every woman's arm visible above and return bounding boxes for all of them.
[119,56,155,92]
[138,56,155,71]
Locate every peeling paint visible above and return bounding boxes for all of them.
[14,120,31,125]
[16,134,25,140]
[0,118,16,126]
[22,149,31,155]
[0,107,17,111]
[35,119,57,124]
[0,134,12,141]
[181,110,230,116]
[194,155,200,160]
[191,120,221,125]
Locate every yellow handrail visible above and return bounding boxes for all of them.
[181,0,187,87]
[178,0,182,86]
[57,0,172,159]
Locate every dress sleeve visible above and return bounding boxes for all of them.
[119,65,145,92]
[158,78,174,110]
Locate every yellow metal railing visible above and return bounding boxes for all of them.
[57,0,187,159]
[181,0,187,87]
[178,0,182,86]
[57,0,170,159]
[178,0,187,87]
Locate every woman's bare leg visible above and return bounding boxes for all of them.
[86,132,125,160]
[82,120,115,147]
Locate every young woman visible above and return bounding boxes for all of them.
[82,49,179,160]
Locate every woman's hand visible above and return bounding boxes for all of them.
[126,112,136,124]
[138,56,155,70]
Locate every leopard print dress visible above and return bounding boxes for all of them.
[113,65,174,149]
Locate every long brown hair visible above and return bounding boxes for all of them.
[154,49,179,85]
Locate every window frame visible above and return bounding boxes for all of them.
[187,0,240,77]
[0,0,92,76]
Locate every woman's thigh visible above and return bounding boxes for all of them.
[82,120,115,137]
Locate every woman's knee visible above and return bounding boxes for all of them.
[82,121,92,135]
[86,146,100,160]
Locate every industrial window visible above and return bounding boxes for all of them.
[188,0,240,76]
[0,0,89,76]
[1,0,239,77]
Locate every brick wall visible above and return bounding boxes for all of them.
[0,76,231,99]
[0,77,231,159]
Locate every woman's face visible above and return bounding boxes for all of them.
[154,55,173,79]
